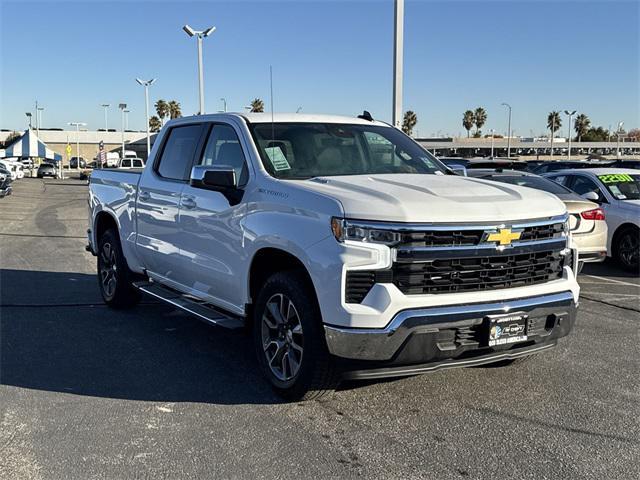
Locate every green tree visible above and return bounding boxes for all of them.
[3,131,21,146]
[574,113,590,142]
[582,127,609,142]
[149,116,162,133]
[168,100,182,119]
[547,111,562,134]
[155,100,169,124]
[402,110,418,136]
[474,107,487,135]
[250,98,265,113]
[462,110,474,138]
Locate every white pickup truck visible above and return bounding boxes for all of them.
[88,113,580,400]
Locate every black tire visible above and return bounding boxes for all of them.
[613,226,640,273]
[253,271,339,401]
[97,229,141,308]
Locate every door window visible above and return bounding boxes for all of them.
[198,124,248,186]
[571,176,599,195]
[157,125,203,181]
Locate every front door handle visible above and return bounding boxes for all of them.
[181,197,197,209]
[138,190,151,201]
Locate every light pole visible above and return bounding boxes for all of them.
[101,104,110,130]
[136,78,156,157]
[119,103,127,160]
[616,121,624,157]
[183,24,216,115]
[25,112,32,129]
[490,129,495,158]
[37,106,44,134]
[564,110,576,160]
[392,0,404,128]
[68,122,86,171]
[501,103,512,158]
[220,98,227,112]
[124,110,130,131]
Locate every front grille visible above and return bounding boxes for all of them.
[399,230,483,247]
[396,222,564,248]
[345,249,567,302]
[392,250,565,295]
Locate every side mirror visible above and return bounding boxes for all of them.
[190,165,237,191]
[448,165,467,176]
[581,191,600,202]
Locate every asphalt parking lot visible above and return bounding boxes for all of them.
[1,178,638,480]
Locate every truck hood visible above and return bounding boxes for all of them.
[295,174,566,223]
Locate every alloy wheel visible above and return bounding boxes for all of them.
[99,242,118,299]
[261,293,304,382]
[619,232,639,269]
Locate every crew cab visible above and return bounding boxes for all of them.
[87,113,580,400]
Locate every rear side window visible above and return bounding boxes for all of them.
[157,125,203,180]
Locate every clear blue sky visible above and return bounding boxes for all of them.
[1,0,638,137]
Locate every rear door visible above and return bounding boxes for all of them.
[175,122,250,313]
[136,123,205,283]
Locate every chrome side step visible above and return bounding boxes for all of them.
[134,281,245,330]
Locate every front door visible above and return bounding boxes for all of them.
[136,123,205,283]
[176,122,250,314]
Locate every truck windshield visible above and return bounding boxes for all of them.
[249,123,446,179]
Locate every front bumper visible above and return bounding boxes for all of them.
[324,290,576,368]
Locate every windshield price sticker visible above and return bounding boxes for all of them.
[598,173,634,184]
[265,146,291,171]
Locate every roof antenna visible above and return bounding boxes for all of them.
[358,110,374,121]
[270,65,275,147]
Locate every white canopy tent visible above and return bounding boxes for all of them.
[1,129,62,162]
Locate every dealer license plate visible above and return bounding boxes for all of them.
[487,312,528,347]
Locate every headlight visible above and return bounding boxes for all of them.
[331,218,400,245]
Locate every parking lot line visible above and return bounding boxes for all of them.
[582,274,639,288]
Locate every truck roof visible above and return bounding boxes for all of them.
[168,112,391,127]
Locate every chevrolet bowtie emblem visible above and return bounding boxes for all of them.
[486,228,521,246]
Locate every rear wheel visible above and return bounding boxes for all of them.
[97,229,141,308]
[253,271,339,401]
[614,227,640,273]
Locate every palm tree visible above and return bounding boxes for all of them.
[547,111,562,158]
[474,107,487,135]
[574,113,590,142]
[149,116,162,133]
[462,110,474,138]
[402,111,418,136]
[168,100,182,119]
[250,98,265,113]
[155,100,169,125]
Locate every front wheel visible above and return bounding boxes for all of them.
[253,271,339,401]
[614,227,640,273]
[97,229,141,308]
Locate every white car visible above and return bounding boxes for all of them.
[545,168,640,271]
[118,157,145,169]
[87,113,580,400]
[0,160,18,180]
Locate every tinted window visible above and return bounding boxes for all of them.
[157,125,202,180]
[488,175,572,195]
[198,124,248,185]
[571,176,600,195]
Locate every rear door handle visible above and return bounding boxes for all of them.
[138,190,150,201]
[182,197,197,209]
